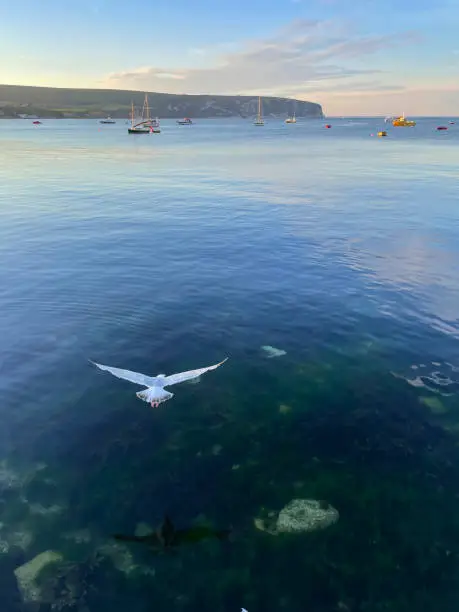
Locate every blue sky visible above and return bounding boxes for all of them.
[1,0,458,114]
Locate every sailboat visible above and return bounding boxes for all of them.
[128,94,161,134]
[285,101,296,123]
[254,96,264,126]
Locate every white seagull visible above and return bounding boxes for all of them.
[90,358,228,407]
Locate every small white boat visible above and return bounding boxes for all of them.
[100,116,116,124]
[285,112,296,124]
[177,117,193,125]
[254,96,264,126]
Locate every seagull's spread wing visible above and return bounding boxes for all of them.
[90,361,156,387]
[163,358,228,387]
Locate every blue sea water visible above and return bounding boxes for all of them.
[1,117,459,611]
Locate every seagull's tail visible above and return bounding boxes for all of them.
[136,388,174,404]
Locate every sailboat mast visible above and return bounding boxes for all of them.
[131,101,135,127]
[258,96,262,119]
[144,93,151,122]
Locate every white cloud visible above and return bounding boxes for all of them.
[101,19,418,98]
[155,73,185,80]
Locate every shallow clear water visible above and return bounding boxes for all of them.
[1,117,459,611]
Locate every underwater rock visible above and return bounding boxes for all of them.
[97,542,137,574]
[14,550,63,602]
[254,499,339,535]
[260,345,287,358]
[37,553,107,610]
[0,526,34,552]
[29,502,65,516]
[97,540,159,578]
[0,462,23,492]
[420,396,448,415]
[254,517,277,535]
[0,461,47,493]
[135,522,154,537]
[277,499,339,533]
[62,529,92,545]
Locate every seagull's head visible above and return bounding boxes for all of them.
[136,386,174,408]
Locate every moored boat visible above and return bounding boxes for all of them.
[177,118,193,125]
[128,95,161,134]
[100,116,116,124]
[285,104,296,123]
[254,96,264,126]
[392,113,416,127]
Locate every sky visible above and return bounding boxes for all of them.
[1,0,458,115]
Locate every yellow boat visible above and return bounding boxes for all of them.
[377,131,387,137]
[392,113,416,127]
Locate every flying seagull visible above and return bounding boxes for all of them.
[90,358,228,407]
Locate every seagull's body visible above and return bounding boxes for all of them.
[90,358,227,407]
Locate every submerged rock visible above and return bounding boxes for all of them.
[0,525,34,552]
[420,396,448,415]
[97,542,137,574]
[36,553,107,609]
[0,461,47,493]
[135,522,154,537]
[279,404,292,415]
[14,550,63,602]
[261,345,287,358]
[62,529,92,545]
[0,463,23,492]
[277,499,339,533]
[254,499,339,535]
[29,502,65,516]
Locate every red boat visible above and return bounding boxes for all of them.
[33,120,42,125]
[325,124,332,128]
[437,126,448,131]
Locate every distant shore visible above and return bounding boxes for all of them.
[0,84,324,120]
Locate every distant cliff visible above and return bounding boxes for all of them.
[0,84,323,119]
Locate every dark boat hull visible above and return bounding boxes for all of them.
[128,128,161,134]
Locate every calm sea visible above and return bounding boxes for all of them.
[1,117,459,611]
